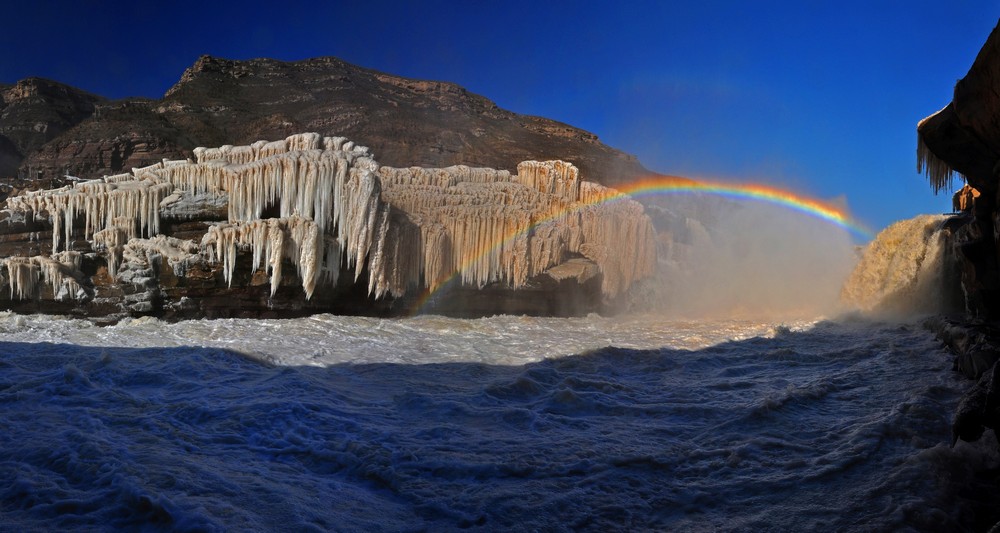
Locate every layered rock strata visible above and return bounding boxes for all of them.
[0,133,656,320]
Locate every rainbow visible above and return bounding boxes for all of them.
[615,175,874,240]
[407,175,872,315]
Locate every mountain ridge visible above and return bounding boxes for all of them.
[2,54,654,187]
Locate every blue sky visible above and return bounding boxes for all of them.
[2,1,997,234]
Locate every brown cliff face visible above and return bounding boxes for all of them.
[0,78,105,177]
[917,23,1000,481]
[10,55,649,187]
[24,99,190,178]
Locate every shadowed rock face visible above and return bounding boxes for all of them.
[920,23,1000,471]
[11,55,650,187]
[0,78,105,176]
[918,22,1000,320]
[917,22,1000,196]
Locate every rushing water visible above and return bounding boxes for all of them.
[1,311,997,531]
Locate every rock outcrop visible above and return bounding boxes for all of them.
[0,78,105,177]
[0,133,656,321]
[918,21,1000,319]
[918,21,1000,467]
[6,55,650,190]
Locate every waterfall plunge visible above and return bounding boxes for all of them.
[841,214,961,316]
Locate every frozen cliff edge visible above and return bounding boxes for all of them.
[0,132,656,320]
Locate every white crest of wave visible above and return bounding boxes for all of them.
[0,310,816,366]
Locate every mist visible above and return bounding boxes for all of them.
[638,194,859,320]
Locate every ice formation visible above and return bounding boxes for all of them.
[201,216,339,298]
[3,252,88,300]
[6,178,171,254]
[515,160,581,201]
[3,133,656,304]
[379,162,656,296]
[917,114,959,194]
[122,236,202,278]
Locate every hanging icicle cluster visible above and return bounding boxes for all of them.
[2,132,655,307]
[516,160,581,201]
[917,130,960,194]
[379,165,513,188]
[377,161,656,296]
[2,252,88,300]
[6,178,172,254]
[91,216,138,277]
[201,216,337,299]
[192,133,370,166]
[575,182,657,296]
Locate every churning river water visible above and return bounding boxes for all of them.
[1,311,997,531]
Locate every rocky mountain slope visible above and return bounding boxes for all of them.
[4,55,649,188]
[0,78,105,177]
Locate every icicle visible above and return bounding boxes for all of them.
[325,136,346,151]
[917,130,959,194]
[267,218,284,296]
[375,160,654,297]
[3,254,89,301]
[286,132,321,151]
[259,139,288,159]
[5,259,39,300]
[515,160,581,201]
[200,216,327,299]
[2,133,654,305]
[132,161,163,179]
[5,176,172,254]
[93,224,131,278]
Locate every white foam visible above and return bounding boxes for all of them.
[0,312,817,366]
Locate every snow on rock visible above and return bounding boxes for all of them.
[122,235,202,278]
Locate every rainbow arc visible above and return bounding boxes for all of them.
[408,175,872,315]
[616,175,872,240]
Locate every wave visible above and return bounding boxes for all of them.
[0,318,995,530]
